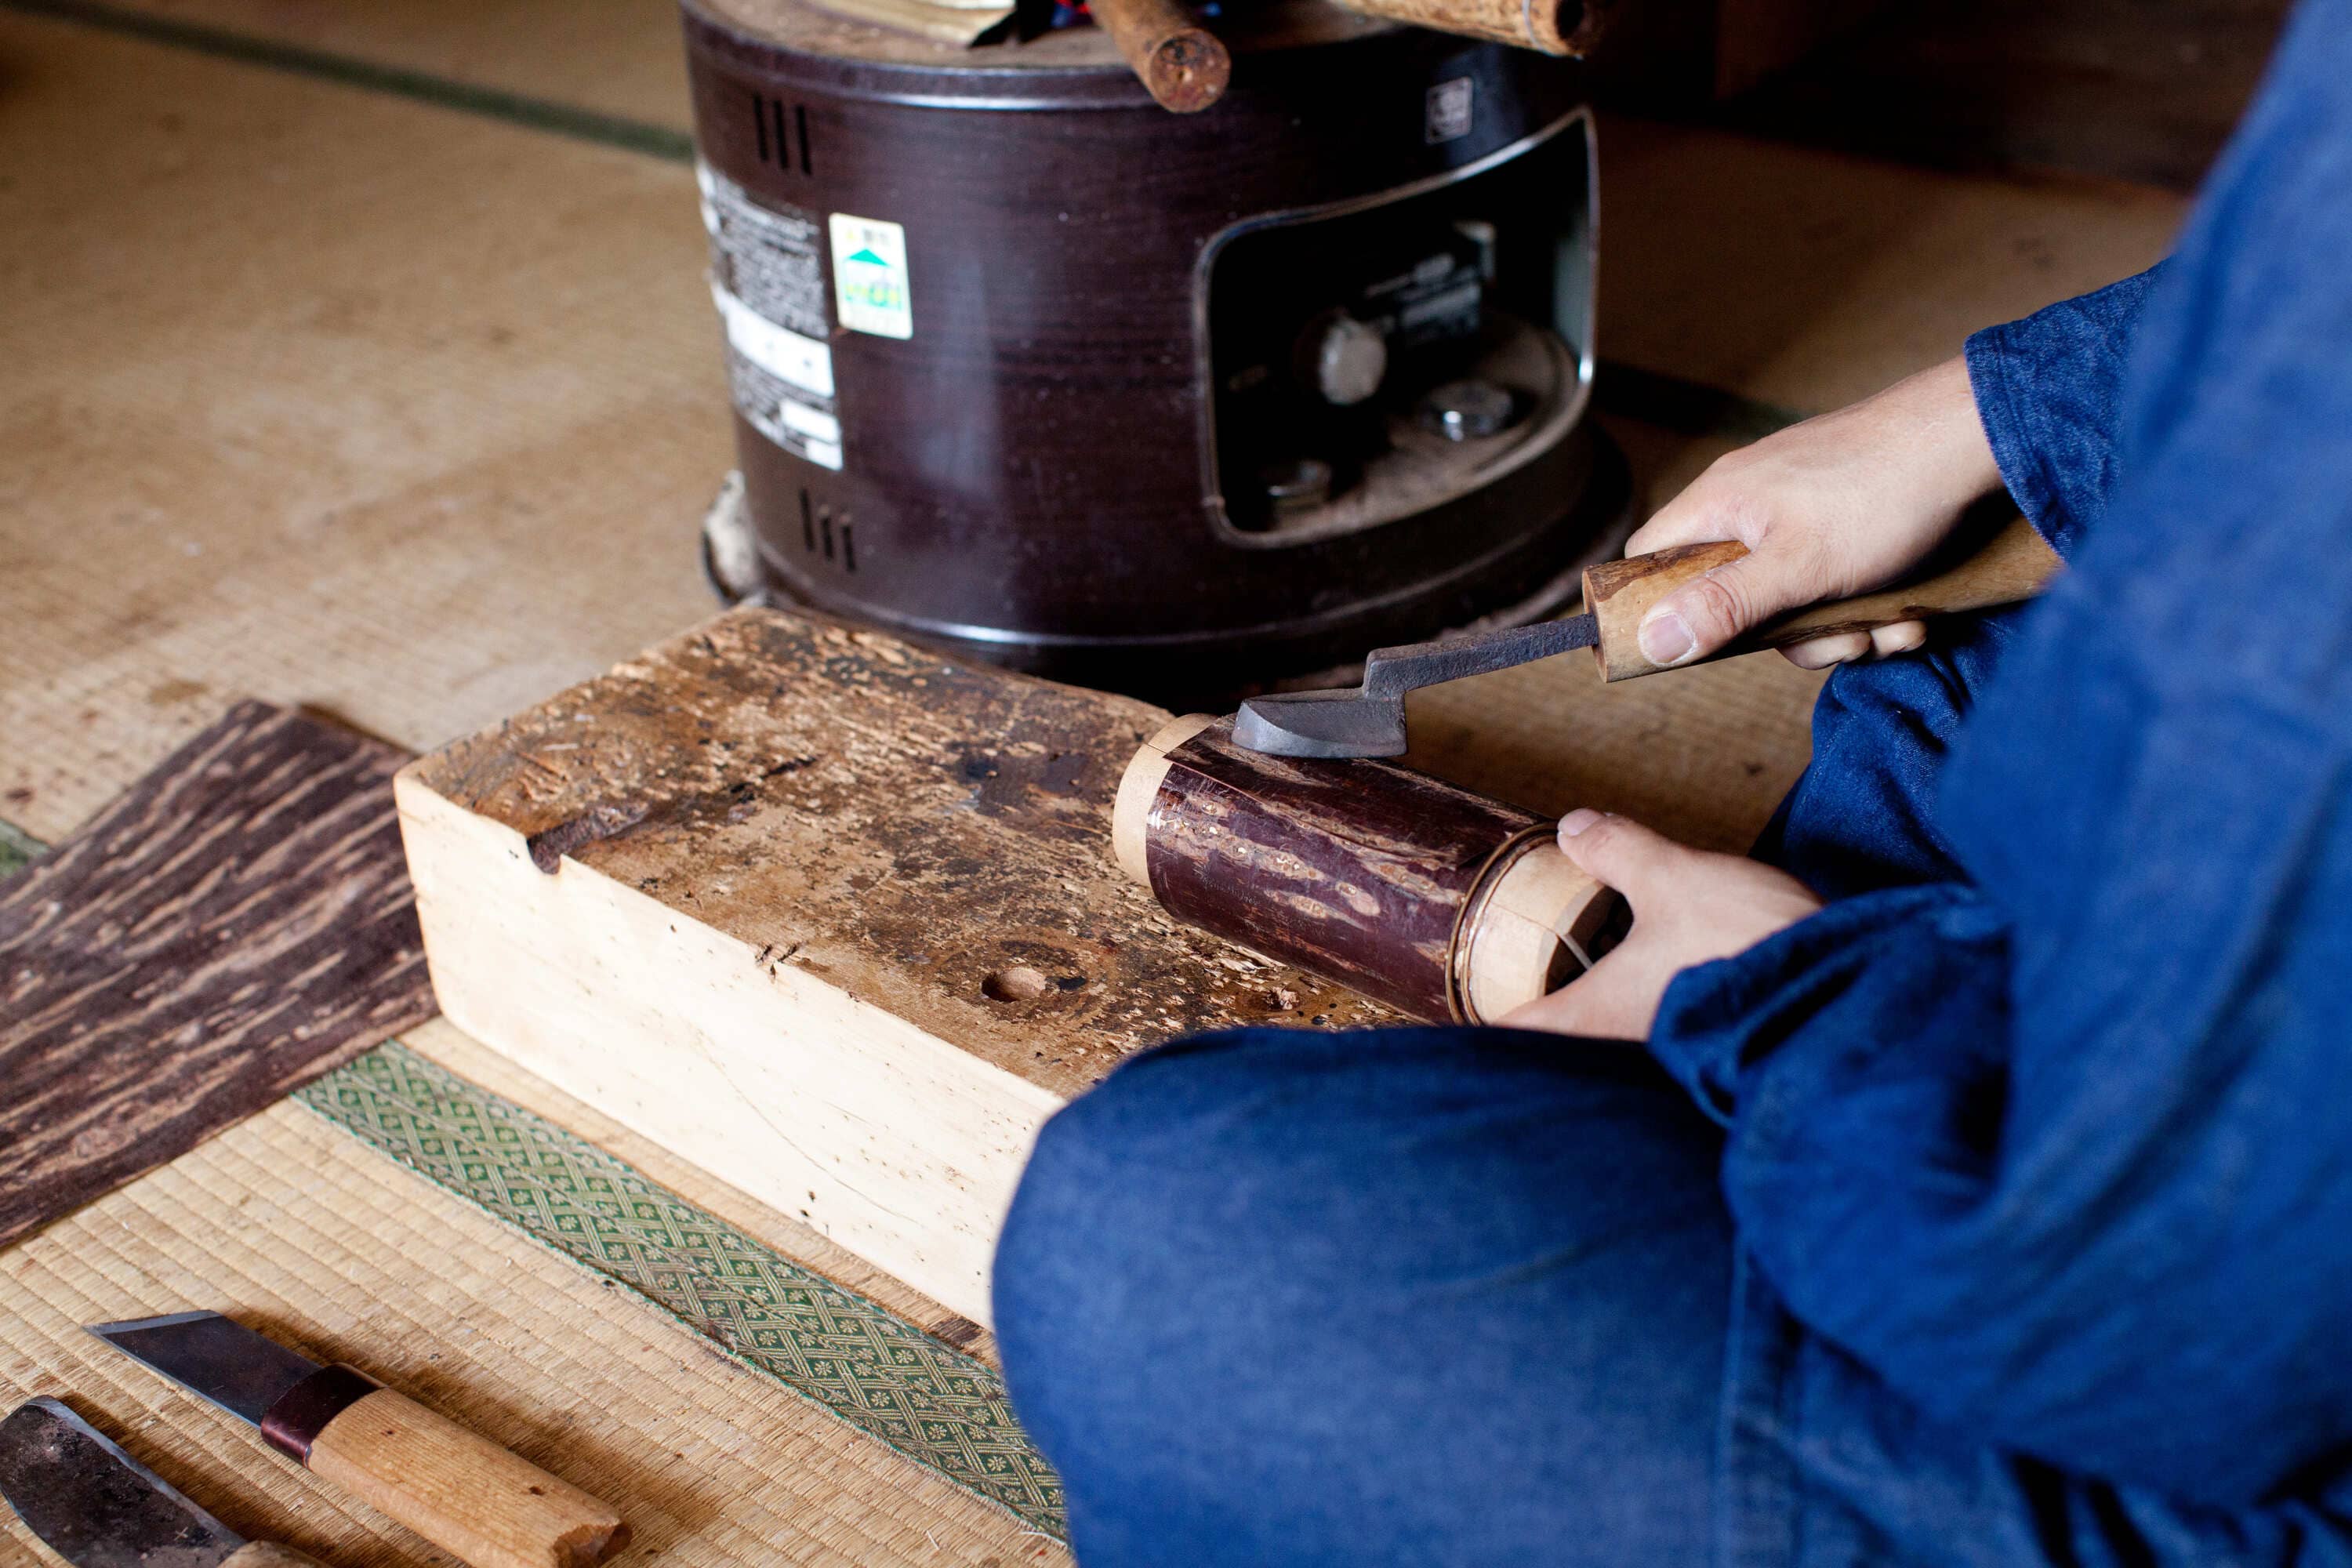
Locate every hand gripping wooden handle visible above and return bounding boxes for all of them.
[1091,0,1230,111]
[302,1388,629,1568]
[220,1544,331,1568]
[1581,514,2062,682]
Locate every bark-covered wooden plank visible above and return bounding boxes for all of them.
[0,700,436,1250]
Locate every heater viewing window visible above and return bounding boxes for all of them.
[1201,115,1594,543]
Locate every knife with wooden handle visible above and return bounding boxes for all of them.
[88,1312,628,1568]
[1578,513,2062,681]
[1233,517,2062,757]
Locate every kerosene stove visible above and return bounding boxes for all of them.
[687,0,1625,702]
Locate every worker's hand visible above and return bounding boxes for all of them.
[1626,354,2005,670]
[1502,810,1821,1042]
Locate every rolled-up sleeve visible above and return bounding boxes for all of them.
[1965,265,2163,557]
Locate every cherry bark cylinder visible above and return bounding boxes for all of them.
[1114,715,1621,1022]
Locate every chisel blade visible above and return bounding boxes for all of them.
[1234,612,1602,758]
[88,1311,321,1429]
[0,1398,248,1568]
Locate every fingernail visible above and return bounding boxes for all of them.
[1639,609,1694,666]
[1559,808,1605,839]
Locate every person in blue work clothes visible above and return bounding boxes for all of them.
[991,0,2352,1559]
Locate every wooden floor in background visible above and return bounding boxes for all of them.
[1715,0,2292,190]
[0,2,2187,1560]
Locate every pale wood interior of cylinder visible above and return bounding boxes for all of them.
[1112,713,1219,886]
[1461,840,1617,1022]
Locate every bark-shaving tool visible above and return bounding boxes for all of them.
[88,1310,628,1568]
[1234,517,2060,759]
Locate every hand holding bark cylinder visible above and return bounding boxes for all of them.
[1114,715,1623,1022]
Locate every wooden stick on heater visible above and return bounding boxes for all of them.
[1092,0,1231,111]
[1333,0,1606,56]
[1115,714,1623,1023]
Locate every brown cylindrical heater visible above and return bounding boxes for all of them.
[684,0,1626,703]
[1114,715,1624,1022]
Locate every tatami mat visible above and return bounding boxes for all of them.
[12,0,695,127]
[0,13,724,841]
[0,1097,1064,1568]
[1,4,2191,1559]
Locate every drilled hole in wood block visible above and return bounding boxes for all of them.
[982,966,1050,1002]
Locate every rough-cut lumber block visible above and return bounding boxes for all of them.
[0,700,436,1250]
[394,608,1395,1324]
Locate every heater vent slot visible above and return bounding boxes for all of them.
[750,93,814,176]
[798,489,856,572]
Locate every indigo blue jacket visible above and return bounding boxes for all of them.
[1651,0,2352,1531]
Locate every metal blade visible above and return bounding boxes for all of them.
[88,1312,320,1428]
[1232,691,1410,758]
[0,1398,245,1568]
[1233,612,1602,760]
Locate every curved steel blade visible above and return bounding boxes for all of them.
[0,1398,245,1568]
[1232,613,1601,759]
[1232,691,1409,758]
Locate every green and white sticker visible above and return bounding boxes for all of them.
[828,213,912,339]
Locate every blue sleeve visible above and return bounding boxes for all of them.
[1653,0,2352,1507]
[1965,266,2163,557]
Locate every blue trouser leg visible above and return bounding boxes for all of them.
[994,1026,1733,1568]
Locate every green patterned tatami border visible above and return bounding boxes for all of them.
[296,1043,1065,1537]
[0,818,39,878]
[0,817,1065,1539]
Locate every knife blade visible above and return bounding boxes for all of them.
[0,1396,325,1568]
[89,1312,627,1568]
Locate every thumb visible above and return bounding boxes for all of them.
[1636,542,1822,668]
[1554,810,1694,906]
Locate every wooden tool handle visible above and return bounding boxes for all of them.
[305,1388,629,1568]
[1092,0,1230,111]
[1581,515,2061,682]
[221,1544,331,1568]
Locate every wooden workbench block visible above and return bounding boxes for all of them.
[394,608,1393,1323]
